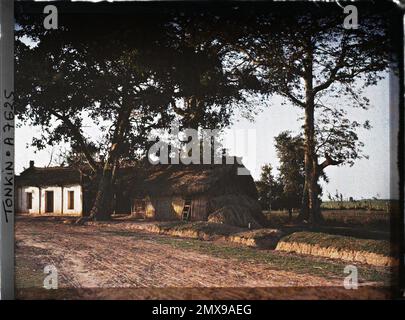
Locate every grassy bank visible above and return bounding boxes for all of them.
[128,221,284,248]
[276,231,397,267]
[99,224,393,284]
[264,209,391,232]
[151,235,392,284]
[279,232,392,255]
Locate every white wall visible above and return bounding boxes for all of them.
[17,186,40,214]
[17,184,82,216]
[40,186,62,214]
[62,185,83,215]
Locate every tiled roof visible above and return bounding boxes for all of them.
[15,166,82,186]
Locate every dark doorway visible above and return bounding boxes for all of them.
[26,192,33,210]
[45,191,54,213]
[68,191,74,210]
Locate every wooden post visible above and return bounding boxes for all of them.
[0,0,15,300]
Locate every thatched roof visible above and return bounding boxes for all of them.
[119,159,258,198]
[16,158,258,199]
[16,165,82,186]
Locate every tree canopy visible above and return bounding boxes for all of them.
[225,5,394,223]
[15,4,257,220]
[15,2,397,223]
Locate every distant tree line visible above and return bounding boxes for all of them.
[256,131,305,219]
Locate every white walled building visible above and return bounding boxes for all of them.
[16,161,83,216]
[15,159,264,226]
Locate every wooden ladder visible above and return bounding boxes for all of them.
[182,200,192,221]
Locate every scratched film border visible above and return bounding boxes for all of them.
[5,0,405,300]
[0,0,15,301]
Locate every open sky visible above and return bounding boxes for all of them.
[224,74,398,200]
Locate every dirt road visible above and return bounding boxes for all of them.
[15,216,391,299]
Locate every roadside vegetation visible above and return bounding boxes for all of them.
[152,235,392,284]
[263,209,391,232]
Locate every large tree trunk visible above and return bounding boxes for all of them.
[76,165,117,224]
[299,100,323,224]
[88,169,115,221]
[298,101,323,224]
[299,181,309,221]
[298,45,323,225]
[89,90,133,220]
[87,149,123,221]
[76,94,132,224]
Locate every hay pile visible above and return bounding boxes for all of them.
[229,228,284,248]
[276,232,398,267]
[208,194,266,228]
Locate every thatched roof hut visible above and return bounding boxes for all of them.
[119,160,266,228]
[16,159,266,227]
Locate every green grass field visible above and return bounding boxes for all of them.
[320,199,396,211]
[264,206,394,233]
